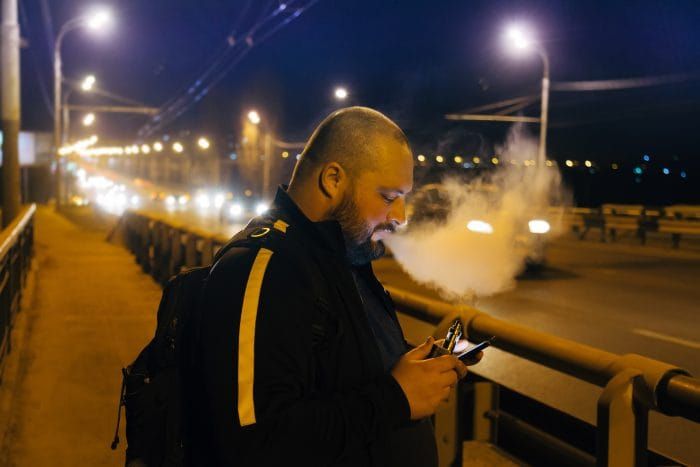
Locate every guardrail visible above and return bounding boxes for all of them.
[387,286,699,467]
[558,204,700,248]
[120,209,699,466]
[0,205,36,384]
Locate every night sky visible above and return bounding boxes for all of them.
[19,0,700,170]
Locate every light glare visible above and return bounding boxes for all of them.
[528,219,551,234]
[467,220,494,234]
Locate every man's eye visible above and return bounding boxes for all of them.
[381,194,396,204]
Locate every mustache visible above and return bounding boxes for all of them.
[373,223,396,234]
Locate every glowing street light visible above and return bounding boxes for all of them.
[503,22,549,166]
[172,142,184,153]
[197,137,211,150]
[82,113,96,126]
[85,8,113,30]
[247,110,261,125]
[54,7,116,206]
[334,86,348,101]
[81,74,96,91]
[153,141,163,152]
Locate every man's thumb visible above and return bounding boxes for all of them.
[409,336,435,359]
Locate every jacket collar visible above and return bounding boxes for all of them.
[268,186,348,257]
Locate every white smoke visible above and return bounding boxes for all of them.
[385,124,570,301]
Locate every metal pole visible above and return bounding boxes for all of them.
[537,48,550,167]
[53,35,62,206]
[52,19,80,208]
[1,0,21,226]
[262,132,272,200]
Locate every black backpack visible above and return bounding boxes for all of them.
[111,223,329,467]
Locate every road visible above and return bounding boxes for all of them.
[374,236,700,465]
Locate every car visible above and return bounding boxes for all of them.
[406,183,552,269]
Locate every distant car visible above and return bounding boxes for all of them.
[407,183,552,268]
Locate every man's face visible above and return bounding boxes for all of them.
[331,138,413,265]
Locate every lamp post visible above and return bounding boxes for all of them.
[504,24,550,166]
[53,8,112,206]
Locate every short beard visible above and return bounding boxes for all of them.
[330,189,386,266]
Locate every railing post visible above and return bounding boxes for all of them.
[472,381,499,442]
[596,369,648,467]
[184,235,198,268]
[170,230,184,276]
[201,239,213,266]
[435,384,459,467]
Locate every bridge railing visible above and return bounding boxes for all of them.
[0,205,36,384]
[387,286,699,467]
[120,208,699,466]
[555,204,700,247]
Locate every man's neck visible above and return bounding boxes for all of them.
[286,184,329,222]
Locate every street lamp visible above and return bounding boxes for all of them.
[247,110,261,125]
[503,23,550,166]
[82,113,96,126]
[197,137,211,150]
[81,74,96,91]
[334,86,348,101]
[54,7,114,205]
[63,74,96,143]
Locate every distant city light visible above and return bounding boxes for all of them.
[153,142,163,152]
[680,171,687,179]
[473,156,481,164]
[545,160,554,167]
[491,157,499,165]
[435,155,444,163]
[454,156,463,163]
[565,160,574,167]
[141,144,150,154]
[643,154,650,162]
[82,113,96,126]
[334,87,348,100]
[247,110,261,125]
[662,168,670,175]
[178,195,188,206]
[417,154,426,162]
[584,160,592,168]
[611,163,619,170]
[633,166,643,175]
[281,151,289,158]
[197,137,210,150]
[172,142,184,153]
[165,195,176,207]
[229,152,238,160]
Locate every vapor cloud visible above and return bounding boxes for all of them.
[385,124,570,301]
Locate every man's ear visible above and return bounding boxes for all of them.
[318,162,346,199]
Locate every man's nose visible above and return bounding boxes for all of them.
[388,197,407,226]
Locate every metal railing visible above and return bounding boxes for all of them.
[557,204,700,248]
[120,209,699,466]
[387,286,699,467]
[0,204,36,384]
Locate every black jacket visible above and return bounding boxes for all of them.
[196,187,424,466]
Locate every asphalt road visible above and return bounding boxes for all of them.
[374,236,700,465]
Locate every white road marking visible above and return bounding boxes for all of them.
[632,328,700,350]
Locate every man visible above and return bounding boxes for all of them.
[196,107,472,466]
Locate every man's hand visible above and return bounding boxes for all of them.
[391,336,465,420]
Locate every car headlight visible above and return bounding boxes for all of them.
[528,219,550,234]
[229,203,244,218]
[467,220,494,234]
[255,202,269,216]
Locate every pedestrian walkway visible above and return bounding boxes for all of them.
[0,206,162,466]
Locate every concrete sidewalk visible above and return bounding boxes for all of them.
[0,206,162,466]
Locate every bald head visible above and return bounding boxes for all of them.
[291,107,410,183]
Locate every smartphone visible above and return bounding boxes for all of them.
[455,336,495,362]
